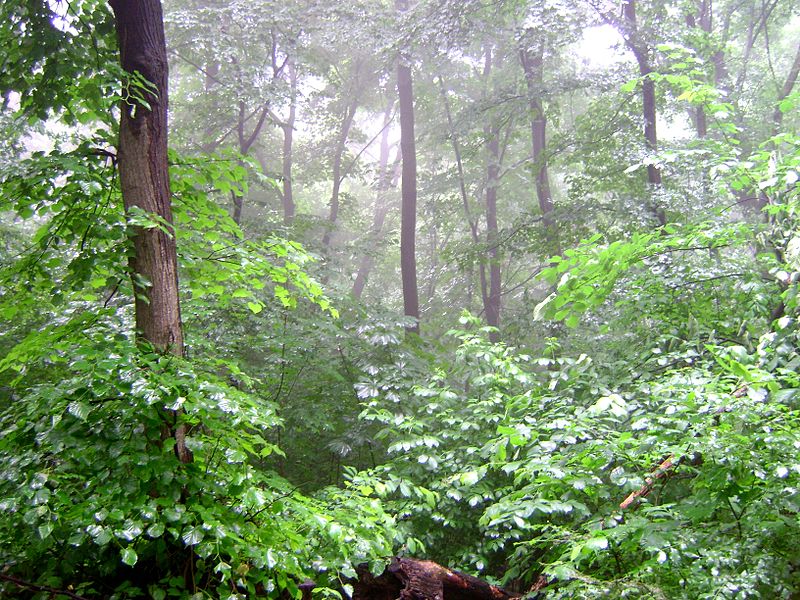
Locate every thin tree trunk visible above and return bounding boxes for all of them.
[231,88,270,225]
[520,42,559,252]
[484,125,502,340]
[109,0,191,464]
[483,46,501,342]
[621,0,666,225]
[396,0,420,334]
[686,12,709,138]
[352,101,399,299]
[773,43,800,128]
[437,75,490,319]
[753,42,800,212]
[323,97,358,247]
[282,61,297,223]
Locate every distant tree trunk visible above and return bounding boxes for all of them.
[322,96,358,247]
[282,61,298,223]
[753,42,800,212]
[519,41,558,252]
[437,74,490,326]
[483,46,501,342]
[773,43,800,129]
[685,1,711,138]
[621,0,666,225]
[109,0,191,464]
[396,0,420,334]
[232,99,270,225]
[352,101,399,299]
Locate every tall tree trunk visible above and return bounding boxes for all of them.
[621,0,666,225]
[484,125,502,341]
[322,97,358,247]
[519,42,558,252]
[231,99,270,225]
[396,0,420,334]
[483,46,501,342]
[109,0,191,464]
[437,74,490,323]
[352,101,399,299]
[685,12,709,138]
[684,0,718,137]
[282,61,298,224]
[773,43,800,129]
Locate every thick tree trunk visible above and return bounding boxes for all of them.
[519,43,558,252]
[109,0,191,463]
[396,0,420,334]
[352,558,520,600]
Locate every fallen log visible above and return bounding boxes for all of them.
[353,557,521,600]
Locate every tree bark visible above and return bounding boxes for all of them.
[353,558,520,600]
[620,0,666,225]
[109,0,191,463]
[396,0,420,334]
[231,99,270,225]
[685,11,709,138]
[519,41,558,253]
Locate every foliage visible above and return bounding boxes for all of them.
[2,0,800,597]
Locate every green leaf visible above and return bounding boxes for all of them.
[121,547,138,567]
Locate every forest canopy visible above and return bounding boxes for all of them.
[1,0,799,598]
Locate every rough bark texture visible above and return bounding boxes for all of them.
[353,559,520,600]
[110,0,191,463]
[111,0,182,354]
[396,0,420,334]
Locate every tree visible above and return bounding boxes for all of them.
[482,44,503,340]
[520,37,557,250]
[396,0,420,334]
[109,0,191,463]
[352,99,401,299]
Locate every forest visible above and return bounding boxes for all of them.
[0,0,799,598]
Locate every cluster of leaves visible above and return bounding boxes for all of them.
[0,318,396,598]
[349,131,800,596]
[356,307,800,597]
[0,129,394,598]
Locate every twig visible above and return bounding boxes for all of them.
[0,572,89,600]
